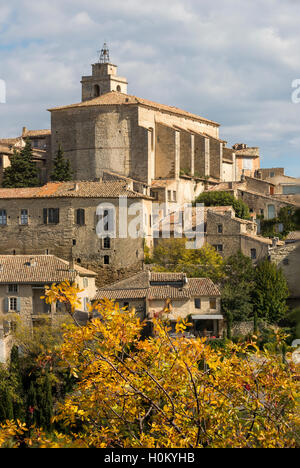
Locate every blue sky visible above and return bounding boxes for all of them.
[0,0,300,176]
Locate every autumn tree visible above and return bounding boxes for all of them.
[152,239,225,283]
[0,282,299,448]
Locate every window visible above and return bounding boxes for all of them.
[270,172,275,178]
[217,224,223,234]
[20,209,28,225]
[72,239,76,246]
[83,278,89,288]
[267,204,276,220]
[0,209,7,225]
[209,299,217,310]
[9,298,18,312]
[43,208,59,224]
[194,299,201,309]
[94,85,100,97]
[213,244,223,253]
[168,190,172,202]
[103,237,111,249]
[8,284,18,293]
[173,191,177,202]
[243,159,253,170]
[104,255,110,265]
[83,297,89,312]
[76,209,85,226]
[116,85,121,92]
[251,249,257,260]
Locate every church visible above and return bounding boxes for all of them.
[48,44,255,204]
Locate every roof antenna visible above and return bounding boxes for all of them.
[98,42,110,64]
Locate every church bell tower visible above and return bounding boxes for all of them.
[81,43,128,101]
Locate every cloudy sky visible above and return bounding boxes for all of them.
[0,0,300,175]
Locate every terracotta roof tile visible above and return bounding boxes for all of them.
[0,181,151,200]
[49,91,219,127]
[0,255,96,284]
[22,129,51,137]
[94,272,220,301]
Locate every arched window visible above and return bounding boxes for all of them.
[94,84,100,97]
[116,85,121,92]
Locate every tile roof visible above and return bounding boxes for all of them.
[48,91,219,127]
[0,255,96,284]
[94,272,220,301]
[22,129,51,138]
[0,181,151,200]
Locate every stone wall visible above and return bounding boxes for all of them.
[270,242,300,300]
[0,196,152,287]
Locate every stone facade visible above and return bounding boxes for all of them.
[0,181,153,287]
[270,240,300,308]
[49,60,240,188]
[95,272,224,338]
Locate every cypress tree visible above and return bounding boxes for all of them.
[50,145,72,182]
[2,139,39,188]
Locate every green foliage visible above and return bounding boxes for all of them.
[194,191,251,220]
[253,259,289,324]
[151,238,225,283]
[50,145,72,182]
[260,206,299,239]
[221,252,255,322]
[2,139,39,188]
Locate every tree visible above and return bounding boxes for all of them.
[253,259,289,323]
[2,139,39,188]
[195,191,251,220]
[221,252,255,322]
[50,145,72,182]
[0,282,299,448]
[152,239,225,283]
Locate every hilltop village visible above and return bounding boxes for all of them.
[0,45,299,361]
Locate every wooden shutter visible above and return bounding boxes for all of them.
[43,208,48,224]
[54,208,60,224]
[16,298,21,313]
[4,298,9,313]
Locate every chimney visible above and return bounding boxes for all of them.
[69,259,76,272]
[22,126,28,136]
[74,183,79,192]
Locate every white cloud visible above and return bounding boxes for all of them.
[0,0,300,175]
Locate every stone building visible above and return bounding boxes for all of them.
[0,128,51,186]
[94,271,223,338]
[0,254,97,362]
[270,234,300,309]
[158,206,277,262]
[207,176,300,221]
[232,143,260,180]
[48,47,240,194]
[0,180,153,287]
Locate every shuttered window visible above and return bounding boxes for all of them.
[0,209,7,225]
[76,209,85,226]
[43,208,60,224]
